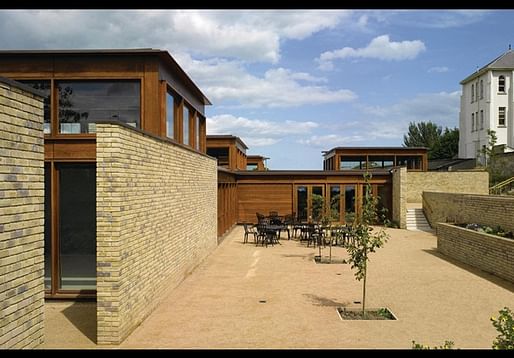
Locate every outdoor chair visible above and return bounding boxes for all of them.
[243,223,257,244]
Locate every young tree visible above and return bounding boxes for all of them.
[345,172,389,316]
[478,129,500,184]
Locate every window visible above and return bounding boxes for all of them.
[499,75,505,93]
[57,80,140,134]
[480,80,484,99]
[480,110,484,130]
[246,163,258,171]
[166,91,175,139]
[17,80,51,134]
[183,104,189,145]
[471,84,474,102]
[340,156,366,170]
[499,107,506,126]
[195,113,200,150]
[476,81,479,100]
[471,113,475,131]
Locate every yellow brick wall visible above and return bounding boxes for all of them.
[437,223,514,284]
[96,123,217,345]
[0,80,45,348]
[406,171,489,203]
[423,192,514,232]
[392,167,406,229]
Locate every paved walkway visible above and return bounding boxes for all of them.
[42,226,514,349]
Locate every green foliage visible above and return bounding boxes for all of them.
[345,172,389,315]
[479,129,502,184]
[311,193,325,222]
[411,340,455,350]
[432,127,460,160]
[403,121,459,160]
[491,307,514,350]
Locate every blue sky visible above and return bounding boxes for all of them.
[1,9,513,169]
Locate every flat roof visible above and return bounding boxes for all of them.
[0,48,211,105]
[207,135,249,150]
[234,169,392,176]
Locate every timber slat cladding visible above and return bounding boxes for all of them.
[237,183,292,223]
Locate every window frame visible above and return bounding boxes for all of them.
[498,106,506,127]
[498,75,506,93]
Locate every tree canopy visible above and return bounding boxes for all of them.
[403,121,459,160]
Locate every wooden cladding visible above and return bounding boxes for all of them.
[218,183,237,237]
[237,183,293,223]
[45,138,96,161]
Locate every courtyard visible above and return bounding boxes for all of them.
[42,225,514,349]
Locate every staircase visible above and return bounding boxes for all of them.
[406,208,432,231]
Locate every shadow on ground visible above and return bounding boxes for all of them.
[422,248,514,293]
[303,293,350,307]
[62,302,97,344]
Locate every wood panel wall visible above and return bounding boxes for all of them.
[237,183,293,224]
[218,183,237,237]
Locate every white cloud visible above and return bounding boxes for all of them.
[0,9,348,64]
[297,91,460,148]
[207,114,318,147]
[428,66,449,73]
[359,90,461,135]
[176,54,356,108]
[297,134,365,148]
[317,34,426,70]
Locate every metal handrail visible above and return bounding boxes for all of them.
[489,176,514,195]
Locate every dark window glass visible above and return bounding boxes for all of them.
[247,163,258,171]
[345,185,356,224]
[58,164,96,290]
[44,163,51,289]
[499,107,506,126]
[17,80,51,134]
[340,156,366,170]
[297,186,308,222]
[330,185,340,222]
[499,76,505,93]
[207,147,229,168]
[57,80,140,134]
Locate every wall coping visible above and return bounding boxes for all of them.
[425,191,514,201]
[437,222,514,245]
[96,120,216,162]
[0,76,46,98]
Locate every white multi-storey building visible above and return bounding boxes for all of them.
[459,49,514,162]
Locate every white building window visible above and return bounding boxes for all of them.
[498,107,506,126]
[499,75,505,93]
[476,82,479,100]
[471,84,474,102]
[471,113,475,131]
[480,110,484,130]
[480,80,484,99]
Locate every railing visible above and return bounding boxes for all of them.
[489,176,514,195]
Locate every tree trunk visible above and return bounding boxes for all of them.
[362,259,367,318]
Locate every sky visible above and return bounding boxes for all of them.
[1,9,513,169]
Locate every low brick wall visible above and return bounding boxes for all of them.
[96,123,218,345]
[423,192,514,232]
[0,78,45,348]
[406,171,489,203]
[437,223,514,284]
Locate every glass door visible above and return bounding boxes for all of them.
[44,162,96,297]
[295,185,325,223]
[58,164,96,291]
